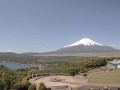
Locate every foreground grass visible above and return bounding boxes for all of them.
[88,69,120,83]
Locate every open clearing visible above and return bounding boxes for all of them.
[29,75,87,90]
[88,70,120,84]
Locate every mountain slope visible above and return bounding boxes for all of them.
[53,45,119,53]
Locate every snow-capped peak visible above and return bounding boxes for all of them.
[65,38,102,47]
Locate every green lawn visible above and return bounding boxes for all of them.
[88,70,120,83]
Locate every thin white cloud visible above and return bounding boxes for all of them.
[7,50,13,52]
[110,44,120,49]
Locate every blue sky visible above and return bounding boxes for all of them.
[0,0,120,53]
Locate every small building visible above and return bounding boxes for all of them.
[107,59,120,69]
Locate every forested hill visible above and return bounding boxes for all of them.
[0,52,119,65]
[0,52,90,63]
[0,52,39,63]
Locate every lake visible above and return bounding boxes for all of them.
[0,61,31,69]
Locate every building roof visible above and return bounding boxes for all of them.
[107,59,120,65]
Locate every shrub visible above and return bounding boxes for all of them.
[28,84,36,90]
[39,82,46,90]
[38,82,51,90]
[67,68,79,76]
[12,84,27,90]
[0,81,6,90]
[80,73,87,77]
[25,81,31,89]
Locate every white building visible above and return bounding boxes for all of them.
[107,59,120,69]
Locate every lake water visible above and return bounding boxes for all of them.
[0,61,31,69]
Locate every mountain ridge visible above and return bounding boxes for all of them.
[46,38,120,54]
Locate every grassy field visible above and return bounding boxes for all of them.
[37,52,120,57]
[88,69,120,83]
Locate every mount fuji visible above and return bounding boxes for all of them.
[65,38,102,47]
[48,38,120,54]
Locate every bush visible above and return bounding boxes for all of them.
[39,82,46,90]
[80,73,87,77]
[21,76,29,83]
[0,81,6,90]
[38,82,51,90]
[69,70,75,76]
[28,84,36,90]
[25,81,31,89]
[67,68,79,76]
[12,84,27,90]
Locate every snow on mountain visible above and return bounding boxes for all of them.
[65,38,102,47]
